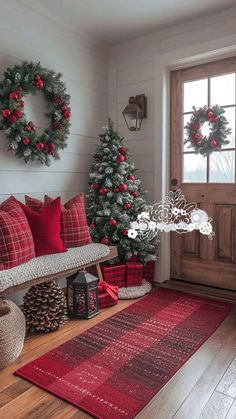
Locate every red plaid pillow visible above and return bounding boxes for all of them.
[44,193,92,248]
[25,195,43,211]
[0,196,35,270]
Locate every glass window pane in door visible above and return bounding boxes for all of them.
[183,153,207,183]
[210,73,235,106]
[183,114,195,151]
[209,151,235,183]
[222,107,235,148]
[183,79,208,113]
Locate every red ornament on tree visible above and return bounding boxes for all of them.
[101,236,109,245]
[99,187,108,195]
[119,146,126,155]
[117,154,125,162]
[36,79,43,90]
[128,175,135,181]
[2,109,11,118]
[194,133,200,140]
[89,223,95,229]
[123,202,132,210]
[92,183,100,191]
[9,92,18,100]
[113,186,119,193]
[121,229,129,236]
[22,138,30,145]
[210,139,218,148]
[214,117,220,122]
[119,183,128,192]
[108,219,117,227]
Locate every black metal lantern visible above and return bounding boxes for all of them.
[67,270,99,319]
[122,94,147,131]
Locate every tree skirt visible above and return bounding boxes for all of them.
[118,279,152,299]
[15,289,232,419]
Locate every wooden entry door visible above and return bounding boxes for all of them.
[170,57,236,291]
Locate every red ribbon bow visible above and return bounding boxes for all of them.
[98,281,118,302]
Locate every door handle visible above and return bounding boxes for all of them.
[171,178,178,186]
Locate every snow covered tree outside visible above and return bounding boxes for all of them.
[87,120,157,264]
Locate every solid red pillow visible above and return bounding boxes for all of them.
[19,197,67,256]
[44,193,92,248]
[0,196,35,270]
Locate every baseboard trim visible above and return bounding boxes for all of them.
[157,279,236,303]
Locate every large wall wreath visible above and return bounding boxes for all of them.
[184,105,231,156]
[0,61,71,166]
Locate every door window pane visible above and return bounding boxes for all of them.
[183,153,207,183]
[210,73,235,106]
[184,79,208,113]
[183,114,194,151]
[209,151,235,183]
[222,107,235,148]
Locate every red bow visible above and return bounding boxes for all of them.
[98,281,118,302]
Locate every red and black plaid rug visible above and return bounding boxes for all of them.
[15,289,232,419]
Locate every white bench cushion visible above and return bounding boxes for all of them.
[0,244,110,293]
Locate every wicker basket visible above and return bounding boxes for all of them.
[0,299,26,369]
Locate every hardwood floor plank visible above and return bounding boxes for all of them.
[173,327,236,419]
[226,399,236,419]
[0,380,31,408]
[199,391,233,419]
[136,308,236,419]
[217,356,236,398]
[0,387,47,418]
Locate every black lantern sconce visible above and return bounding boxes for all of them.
[67,270,99,319]
[122,94,147,131]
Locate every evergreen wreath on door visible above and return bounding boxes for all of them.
[0,61,71,166]
[184,105,231,156]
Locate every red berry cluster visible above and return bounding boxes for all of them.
[34,73,43,90]
[54,95,71,123]
[2,87,25,123]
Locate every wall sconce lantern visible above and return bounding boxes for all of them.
[67,270,99,319]
[122,94,147,131]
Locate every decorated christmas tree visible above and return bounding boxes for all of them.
[87,119,157,264]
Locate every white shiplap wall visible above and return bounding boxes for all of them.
[0,2,108,206]
[109,5,236,205]
[0,2,108,303]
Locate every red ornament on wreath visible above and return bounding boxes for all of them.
[184,105,231,156]
[128,174,135,181]
[117,154,125,162]
[98,187,108,195]
[92,183,100,191]
[0,61,70,165]
[113,186,119,193]
[119,146,126,154]
[131,191,139,198]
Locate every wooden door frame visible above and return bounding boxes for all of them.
[154,36,236,284]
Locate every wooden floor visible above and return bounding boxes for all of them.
[1,294,236,419]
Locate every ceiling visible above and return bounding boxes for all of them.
[21,0,235,44]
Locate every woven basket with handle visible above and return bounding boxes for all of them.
[0,299,26,369]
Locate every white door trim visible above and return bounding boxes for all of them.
[154,33,236,284]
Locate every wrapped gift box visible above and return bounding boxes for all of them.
[98,281,118,308]
[126,262,143,286]
[101,263,127,287]
[143,261,156,284]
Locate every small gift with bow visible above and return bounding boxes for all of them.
[98,281,119,308]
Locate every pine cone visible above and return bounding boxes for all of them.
[21,281,68,333]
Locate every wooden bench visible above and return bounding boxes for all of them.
[0,245,118,297]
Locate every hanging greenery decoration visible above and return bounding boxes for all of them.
[0,61,71,166]
[184,105,231,156]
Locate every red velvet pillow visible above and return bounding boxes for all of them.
[19,197,67,256]
[0,196,35,270]
[44,193,92,248]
